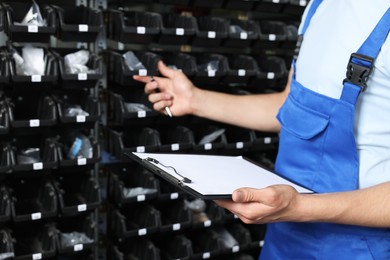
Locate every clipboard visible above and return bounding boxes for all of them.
[128,152,313,200]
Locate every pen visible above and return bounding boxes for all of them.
[150,76,173,118]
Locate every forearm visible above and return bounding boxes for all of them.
[295,182,390,227]
[190,88,288,132]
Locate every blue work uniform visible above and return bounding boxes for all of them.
[260,1,390,259]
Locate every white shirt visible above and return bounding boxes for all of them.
[296,0,390,189]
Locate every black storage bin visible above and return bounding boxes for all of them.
[3,2,56,43]
[191,124,227,153]
[12,224,57,260]
[0,51,10,85]
[157,177,185,201]
[224,19,259,48]
[56,214,97,255]
[158,234,193,260]
[52,5,103,42]
[158,14,197,45]
[51,49,103,90]
[187,199,225,229]
[108,164,159,206]
[156,200,192,233]
[190,0,224,8]
[0,229,14,259]
[106,89,157,125]
[280,24,299,49]
[252,131,279,150]
[158,52,197,78]
[9,47,58,90]
[223,54,259,85]
[254,0,289,13]
[218,224,252,254]
[53,89,101,125]
[0,186,11,224]
[193,53,228,87]
[223,126,255,152]
[247,224,267,249]
[54,173,101,217]
[187,229,224,259]
[56,131,101,168]
[107,50,160,86]
[0,143,13,175]
[223,0,259,10]
[108,127,161,160]
[283,0,308,15]
[248,55,288,92]
[12,136,59,172]
[111,239,161,260]
[253,20,287,49]
[107,9,162,44]
[8,93,57,129]
[10,178,57,223]
[159,0,191,4]
[192,17,229,47]
[159,126,195,152]
[0,97,10,135]
[112,205,161,239]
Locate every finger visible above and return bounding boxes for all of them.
[158,60,178,78]
[144,81,160,94]
[148,92,172,104]
[152,99,173,112]
[133,75,152,84]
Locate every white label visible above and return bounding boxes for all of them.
[137,111,146,118]
[33,163,43,170]
[208,31,216,38]
[118,42,125,50]
[232,245,240,253]
[138,228,147,236]
[172,223,181,231]
[30,119,40,127]
[32,253,42,260]
[171,143,179,151]
[78,204,87,212]
[267,72,275,79]
[136,146,145,153]
[300,0,307,6]
[79,24,88,32]
[238,69,246,76]
[204,220,212,227]
[240,32,248,39]
[74,244,83,251]
[236,142,244,149]
[76,115,86,123]
[31,212,41,220]
[77,158,87,165]
[170,193,179,200]
[31,75,41,82]
[264,137,272,144]
[269,34,276,41]
[137,195,146,202]
[202,252,210,259]
[234,214,239,219]
[259,240,265,247]
[204,143,212,150]
[137,26,146,34]
[208,70,215,77]
[176,28,184,35]
[78,73,87,80]
[139,69,147,76]
[28,25,38,33]
[272,0,280,3]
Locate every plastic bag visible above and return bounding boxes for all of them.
[63,104,89,117]
[198,128,225,145]
[67,134,93,159]
[64,50,96,74]
[122,51,146,71]
[15,0,47,26]
[17,147,41,164]
[12,46,45,76]
[60,232,93,248]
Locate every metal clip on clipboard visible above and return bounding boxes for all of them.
[145,157,192,184]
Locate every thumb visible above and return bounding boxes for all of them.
[158,60,177,78]
[232,188,259,203]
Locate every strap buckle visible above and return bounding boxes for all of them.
[343,53,374,92]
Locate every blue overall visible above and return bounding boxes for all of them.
[260,1,390,259]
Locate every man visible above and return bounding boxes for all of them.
[134,0,390,258]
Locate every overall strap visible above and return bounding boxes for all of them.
[341,6,390,104]
[300,0,323,36]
